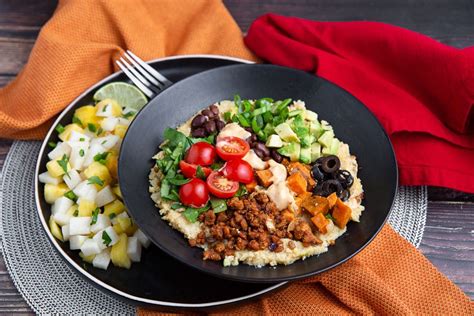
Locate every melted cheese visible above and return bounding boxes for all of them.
[217,123,251,141]
[266,181,294,211]
[243,150,267,170]
[268,159,287,183]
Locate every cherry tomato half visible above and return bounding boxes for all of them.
[185,142,216,166]
[223,159,254,184]
[179,160,212,179]
[216,137,250,161]
[206,171,239,198]
[179,178,209,207]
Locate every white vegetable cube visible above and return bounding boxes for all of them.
[73,180,97,201]
[95,186,116,208]
[62,225,70,241]
[90,214,111,234]
[100,117,118,132]
[92,230,108,251]
[53,212,71,226]
[39,171,62,185]
[91,135,119,150]
[68,130,91,143]
[92,249,111,270]
[63,169,82,190]
[127,236,142,262]
[111,211,129,225]
[117,118,131,127]
[83,144,106,168]
[134,229,151,248]
[80,238,102,256]
[68,141,89,171]
[51,197,74,216]
[69,217,92,235]
[48,142,71,160]
[69,235,88,250]
[104,226,119,246]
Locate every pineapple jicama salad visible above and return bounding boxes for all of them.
[39,82,150,270]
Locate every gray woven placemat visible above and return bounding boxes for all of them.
[0,141,427,314]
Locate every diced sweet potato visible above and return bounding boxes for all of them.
[245,180,258,193]
[311,213,329,234]
[287,172,307,195]
[327,192,338,209]
[332,198,352,228]
[255,169,273,187]
[287,162,316,189]
[282,209,296,222]
[302,195,329,216]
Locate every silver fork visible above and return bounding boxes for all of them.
[115,50,173,98]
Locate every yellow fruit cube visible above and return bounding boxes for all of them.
[103,200,125,218]
[66,205,79,216]
[78,199,97,217]
[113,223,124,235]
[58,124,83,141]
[84,162,111,189]
[75,105,100,130]
[114,125,128,139]
[111,233,131,269]
[112,185,122,199]
[49,216,63,241]
[79,251,95,263]
[46,158,71,177]
[105,153,118,180]
[96,99,122,117]
[44,183,69,204]
[125,222,138,236]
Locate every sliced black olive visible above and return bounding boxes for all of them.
[311,164,325,181]
[320,155,340,174]
[335,170,354,188]
[314,156,327,166]
[322,180,343,196]
[312,182,325,196]
[338,189,350,201]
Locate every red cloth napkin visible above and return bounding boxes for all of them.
[245,14,474,193]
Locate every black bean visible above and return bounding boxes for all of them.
[250,134,257,143]
[204,120,216,134]
[262,156,271,161]
[216,120,225,132]
[336,170,354,188]
[201,109,215,119]
[209,104,219,115]
[254,148,265,159]
[244,127,253,133]
[191,114,207,128]
[191,127,207,138]
[254,142,270,157]
[270,149,283,163]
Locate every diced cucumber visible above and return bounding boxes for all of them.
[300,146,312,164]
[300,134,315,147]
[318,130,335,148]
[288,109,303,117]
[322,138,340,155]
[311,143,322,162]
[310,121,324,139]
[304,110,318,121]
[278,142,301,162]
[321,120,333,131]
[266,134,283,148]
[275,123,299,142]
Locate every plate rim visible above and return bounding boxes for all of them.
[34,54,288,307]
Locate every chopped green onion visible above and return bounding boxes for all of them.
[123,111,136,119]
[48,142,57,149]
[91,208,100,225]
[108,213,117,220]
[237,114,250,127]
[195,166,206,179]
[79,149,85,157]
[93,152,109,165]
[87,123,96,133]
[57,154,69,174]
[72,116,83,126]
[55,124,65,134]
[64,190,77,202]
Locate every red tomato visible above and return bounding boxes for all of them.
[185,142,216,166]
[223,159,254,184]
[206,171,239,198]
[179,178,209,207]
[216,137,250,161]
[179,161,212,178]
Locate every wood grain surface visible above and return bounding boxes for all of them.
[0,0,472,313]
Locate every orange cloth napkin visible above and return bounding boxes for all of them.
[0,0,471,314]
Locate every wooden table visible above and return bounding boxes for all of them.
[0,0,472,313]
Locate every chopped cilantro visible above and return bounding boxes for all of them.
[87,123,96,133]
[102,230,112,246]
[48,142,57,149]
[57,154,69,174]
[91,208,100,225]
[87,176,104,186]
[72,116,83,126]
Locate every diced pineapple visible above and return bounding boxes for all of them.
[84,162,111,189]
[110,233,131,269]
[95,99,122,117]
[125,222,138,236]
[112,185,122,199]
[113,223,124,235]
[46,158,71,177]
[78,199,97,217]
[105,153,118,179]
[114,125,128,139]
[49,216,63,241]
[44,183,69,204]
[79,251,96,263]
[103,200,125,218]
[66,205,78,217]
[58,124,84,142]
[74,105,100,128]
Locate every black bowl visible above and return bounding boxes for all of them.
[119,64,398,283]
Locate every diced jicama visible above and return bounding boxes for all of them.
[39,171,62,185]
[134,229,150,248]
[48,142,71,160]
[100,117,118,132]
[91,135,119,150]
[92,249,111,270]
[80,238,102,256]
[92,230,108,251]
[91,214,111,234]
[51,196,74,215]
[104,226,120,246]
[79,251,95,263]
[83,143,106,168]
[117,118,131,127]
[95,186,115,207]
[127,236,142,262]
[61,225,70,241]
[73,180,97,200]
[69,235,87,250]
[69,217,92,235]
[68,130,91,143]
[53,212,71,226]
[96,99,121,118]
[111,211,129,225]
[63,169,82,190]
[68,141,89,171]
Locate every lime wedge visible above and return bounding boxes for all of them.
[93,82,148,111]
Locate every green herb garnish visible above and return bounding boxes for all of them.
[87,123,96,133]
[79,137,85,141]
[102,230,112,246]
[72,116,83,126]
[97,127,103,135]
[48,142,57,149]
[235,184,248,197]
[91,208,100,225]
[183,205,210,223]
[102,104,109,112]
[93,152,109,165]
[167,177,191,186]
[87,176,104,186]
[73,209,79,217]
[108,213,116,220]
[55,124,65,134]
[210,161,224,170]
[79,149,85,157]
[123,111,136,119]
[57,154,69,174]
[64,190,77,202]
[210,198,227,213]
[325,213,335,221]
[171,202,184,210]
[195,166,206,179]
